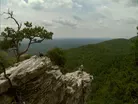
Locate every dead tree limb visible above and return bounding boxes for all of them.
[3,9,22,31]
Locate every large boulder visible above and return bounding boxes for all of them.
[0,55,93,104]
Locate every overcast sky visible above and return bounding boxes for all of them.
[0,0,138,39]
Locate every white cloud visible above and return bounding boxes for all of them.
[42,20,53,27]
[20,0,74,9]
[0,0,138,38]
[53,17,78,28]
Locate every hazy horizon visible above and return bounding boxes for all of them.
[20,38,108,54]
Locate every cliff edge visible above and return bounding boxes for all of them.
[0,56,93,104]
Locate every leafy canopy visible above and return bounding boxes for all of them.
[0,10,53,61]
[46,47,66,67]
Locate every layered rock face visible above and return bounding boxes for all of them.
[0,56,93,104]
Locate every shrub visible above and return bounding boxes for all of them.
[0,51,16,73]
[46,47,66,67]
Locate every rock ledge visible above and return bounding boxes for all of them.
[0,56,93,104]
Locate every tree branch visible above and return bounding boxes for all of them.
[19,38,45,56]
[3,10,22,31]
[30,38,45,44]
[19,39,32,56]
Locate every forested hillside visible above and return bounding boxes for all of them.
[65,38,138,104]
[65,39,131,73]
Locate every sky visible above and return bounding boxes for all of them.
[0,0,138,39]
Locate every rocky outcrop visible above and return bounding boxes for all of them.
[0,56,93,104]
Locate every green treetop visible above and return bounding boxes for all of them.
[0,9,53,62]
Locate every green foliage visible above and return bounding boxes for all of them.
[134,26,138,66]
[0,39,13,51]
[65,39,131,73]
[46,47,66,67]
[130,26,138,66]
[1,21,53,51]
[0,10,53,62]
[64,38,138,104]
[0,51,16,73]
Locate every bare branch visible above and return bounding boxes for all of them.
[19,38,45,56]
[19,39,32,56]
[3,10,22,31]
[30,38,45,44]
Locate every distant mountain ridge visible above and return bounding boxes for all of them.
[20,38,109,54]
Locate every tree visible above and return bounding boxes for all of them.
[134,26,138,66]
[0,51,16,73]
[46,47,66,67]
[0,51,9,73]
[0,9,53,62]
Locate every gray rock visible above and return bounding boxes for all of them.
[0,55,93,104]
